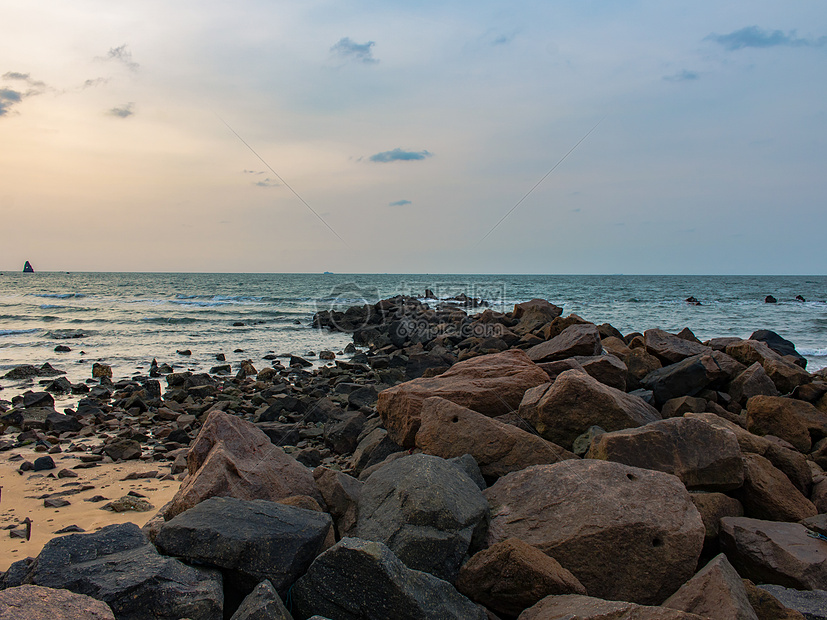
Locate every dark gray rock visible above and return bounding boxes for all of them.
[751,330,807,368]
[155,496,331,596]
[355,453,489,583]
[229,579,293,620]
[448,453,486,491]
[292,538,486,620]
[24,522,222,620]
[33,456,56,471]
[758,585,827,620]
[641,353,727,407]
[350,428,403,476]
[323,411,367,455]
[46,412,82,433]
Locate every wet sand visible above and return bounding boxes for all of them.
[0,442,180,571]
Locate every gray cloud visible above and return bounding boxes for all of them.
[82,77,109,89]
[0,71,48,117]
[3,72,29,80]
[0,88,22,116]
[331,37,378,64]
[369,148,432,163]
[389,199,412,206]
[254,178,280,188]
[243,169,266,175]
[705,26,827,50]
[108,102,134,118]
[101,44,139,71]
[663,69,699,82]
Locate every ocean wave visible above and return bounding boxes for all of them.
[39,304,64,310]
[799,347,827,357]
[140,317,199,324]
[35,293,87,299]
[0,328,39,336]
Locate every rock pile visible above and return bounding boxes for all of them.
[2,294,827,618]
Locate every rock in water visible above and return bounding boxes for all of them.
[484,459,705,605]
[23,522,223,620]
[155,496,332,596]
[354,453,489,583]
[292,538,486,620]
[23,260,34,273]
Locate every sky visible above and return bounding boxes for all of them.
[1,1,826,274]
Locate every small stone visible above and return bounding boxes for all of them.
[44,498,71,508]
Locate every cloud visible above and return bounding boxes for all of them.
[100,44,139,71]
[705,26,827,50]
[254,178,280,188]
[243,169,266,175]
[0,71,47,117]
[663,69,699,82]
[108,102,134,118]
[389,199,412,206]
[82,77,109,89]
[0,88,22,116]
[369,148,433,163]
[330,37,378,64]
[3,72,29,80]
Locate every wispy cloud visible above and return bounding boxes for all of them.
[100,44,139,71]
[108,102,134,118]
[705,26,827,51]
[254,178,280,188]
[663,69,699,82]
[389,199,412,206]
[331,37,378,64]
[0,88,22,116]
[369,148,432,163]
[0,72,47,117]
[82,77,109,89]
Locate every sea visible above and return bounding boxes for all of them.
[1,272,826,407]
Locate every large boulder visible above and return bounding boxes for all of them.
[229,579,292,620]
[526,323,602,363]
[155,497,332,596]
[729,362,780,408]
[512,299,563,335]
[354,453,489,583]
[645,329,712,365]
[750,330,807,368]
[726,339,786,368]
[720,517,827,590]
[484,459,705,605]
[743,579,807,620]
[517,594,706,619]
[690,492,744,548]
[164,410,320,519]
[292,538,486,620]
[377,349,549,447]
[21,522,223,620]
[314,467,362,538]
[757,585,827,620]
[662,553,758,620]
[733,454,817,522]
[587,416,744,491]
[746,396,826,453]
[519,369,661,449]
[0,585,115,620]
[575,354,628,391]
[415,397,576,480]
[763,359,812,395]
[456,538,586,617]
[640,354,728,407]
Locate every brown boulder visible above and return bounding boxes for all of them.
[517,594,706,619]
[415,397,576,480]
[377,349,549,447]
[662,396,708,418]
[720,517,827,590]
[574,354,628,391]
[726,340,785,367]
[663,553,758,620]
[484,459,705,605]
[164,410,320,519]
[512,298,563,321]
[645,328,712,365]
[313,467,362,538]
[536,358,585,382]
[690,492,744,544]
[540,313,590,340]
[742,579,807,620]
[512,300,563,335]
[810,476,827,513]
[730,363,780,408]
[734,454,816,522]
[746,396,815,453]
[601,336,632,359]
[0,585,116,620]
[519,369,661,449]
[527,323,602,363]
[456,538,586,617]
[763,359,812,395]
[587,416,744,491]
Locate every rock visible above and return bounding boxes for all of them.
[690,492,744,544]
[661,396,708,418]
[512,298,563,324]
[727,340,786,368]
[377,349,549,447]
[586,416,745,491]
[91,363,112,379]
[812,477,827,513]
[730,363,780,407]
[758,585,827,620]
[575,354,628,391]
[519,369,660,449]
[324,411,366,455]
[526,323,602,363]
[484,459,705,605]
[645,328,712,365]
[354,453,489,582]
[350,428,404,476]
[766,295,778,303]
[33,455,56,471]
[517,594,706,619]
[641,353,728,407]
[164,410,321,520]
[746,396,820,453]
[750,330,807,368]
[663,553,758,620]
[536,358,585,382]
[314,467,362,538]
[720,517,827,590]
[229,579,293,620]
[156,496,331,596]
[572,425,606,456]
[743,579,808,620]
[292,538,486,620]
[44,498,71,508]
[415,397,576,480]
[102,439,142,461]
[25,522,223,620]
[0,584,116,620]
[625,347,664,388]
[101,496,154,512]
[763,359,813,395]
[455,538,586,617]
[733,454,816,522]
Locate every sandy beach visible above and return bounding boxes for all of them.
[0,441,180,572]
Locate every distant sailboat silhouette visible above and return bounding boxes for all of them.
[23,261,34,273]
